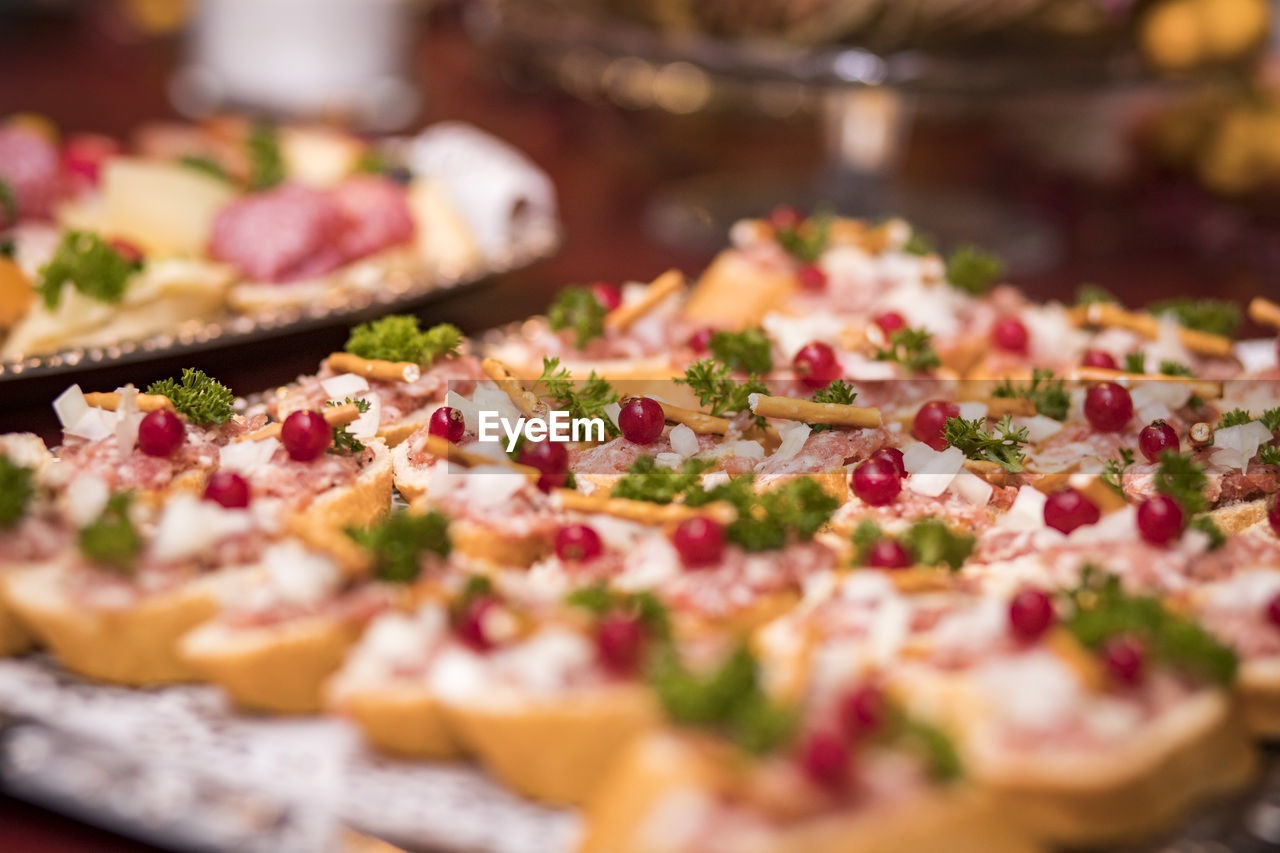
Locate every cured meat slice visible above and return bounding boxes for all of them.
[209,184,346,281]
[329,175,414,262]
[0,126,60,221]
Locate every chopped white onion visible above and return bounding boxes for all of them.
[957,402,988,421]
[219,437,281,474]
[152,494,256,562]
[949,471,993,505]
[261,542,340,607]
[654,452,683,470]
[669,424,699,458]
[112,384,142,453]
[52,384,89,429]
[1211,421,1273,470]
[732,440,765,459]
[1012,415,1062,444]
[1235,338,1279,374]
[603,401,622,431]
[320,373,370,400]
[904,443,964,497]
[772,422,811,462]
[63,476,110,527]
[996,486,1048,531]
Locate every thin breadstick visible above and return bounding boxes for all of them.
[748,393,882,428]
[604,269,685,332]
[1188,422,1214,449]
[481,358,543,419]
[647,399,732,435]
[961,458,1010,485]
[1068,302,1233,358]
[1065,367,1221,399]
[415,433,540,480]
[84,391,175,413]
[982,397,1037,418]
[1248,296,1280,331]
[327,352,421,383]
[237,403,361,442]
[555,489,737,526]
[885,568,956,595]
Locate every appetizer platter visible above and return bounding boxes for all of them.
[0,116,559,381]
[3,208,1280,851]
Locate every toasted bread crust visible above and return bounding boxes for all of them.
[326,681,461,760]
[299,440,394,531]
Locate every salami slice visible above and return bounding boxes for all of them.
[209,184,346,282]
[329,175,414,262]
[0,126,60,222]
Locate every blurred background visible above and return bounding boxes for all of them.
[2,0,1280,848]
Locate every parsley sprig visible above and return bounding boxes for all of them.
[1101,447,1136,496]
[808,380,857,433]
[774,213,830,263]
[674,360,768,428]
[146,368,235,426]
[942,414,1029,473]
[1153,450,1208,515]
[873,327,940,375]
[708,328,773,374]
[344,316,462,366]
[547,286,607,349]
[992,368,1069,421]
[853,517,974,571]
[1065,567,1236,685]
[686,476,837,552]
[327,398,371,455]
[533,357,619,438]
[1150,298,1241,339]
[567,584,670,641]
[1260,447,1280,467]
[945,245,1004,295]
[347,510,450,583]
[36,231,140,310]
[178,155,231,183]
[1218,407,1280,432]
[1123,352,1146,374]
[0,456,34,529]
[78,492,141,573]
[610,456,712,504]
[246,122,286,192]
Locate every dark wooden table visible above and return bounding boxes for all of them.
[0,2,1273,849]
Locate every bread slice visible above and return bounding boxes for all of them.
[442,684,660,805]
[326,680,462,760]
[298,439,394,532]
[180,614,366,713]
[1240,657,1280,737]
[683,250,796,331]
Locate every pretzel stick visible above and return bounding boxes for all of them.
[481,358,543,419]
[555,489,737,526]
[604,269,685,332]
[886,568,958,595]
[646,399,732,435]
[1248,297,1280,331]
[748,394,882,428]
[982,397,1037,418]
[237,403,361,442]
[1068,302,1233,358]
[326,352,421,383]
[415,433,540,480]
[1065,367,1222,399]
[83,392,175,413]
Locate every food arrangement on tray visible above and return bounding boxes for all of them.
[0,116,557,372]
[3,205,1280,851]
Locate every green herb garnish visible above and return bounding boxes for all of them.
[246,122,285,191]
[547,286,607,350]
[1065,567,1236,685]
[36,231,140,310]
[1101,447,1135,497]
[1260,447,1280,467]
[0,456,34,528]
[902,231,935,257]
[178,155,230,183]
[1150,298,1241,339]
[1076,283,1117,305]
[1188,516,1226,550]
[611,456,712,504]
[897,716,961,781]
[852,517,973,571]
[1123,352,1146,374]
[78,492,141,573]
[808,380,858,433]
[1219,408,1255,428]
[533,357,619,438]
[992,367,1069,421]
[945,245,1004,295]
[774,213,830,263]
[688,476,837,552]
[344,316,462,365]
[1159,360,1193,377]
[567,584,669,640]
[942,414,1029,473]
[709,328,773,374]
[674,360,769,427]
[873,327,940,375]
[145,368,235,426]
[1153,450,1208,515]
[327,397,371,455]
[347,510,450,583]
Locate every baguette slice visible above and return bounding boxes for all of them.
[1241,657,1280,737]
[442,684,660,805]
[295,439,394,532]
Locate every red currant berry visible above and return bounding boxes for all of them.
[688,327,714,353]
[797,264,827,291]
[851,457,901,507]
[672,517,724,569]
[1084,382,1133,432]
[456,597,498,651]
[838,684,886,739]
[281,410,332,461]
[591,282,623,311]
[769,205,803,231]
[1102,635,1145,686]
[618,397,665,445]
[866,539,911,569]
[1265,592,1280,629]
[203,471,250,508]
[555,524,603,562]
[1043,488,1100,534]
[137,409,184,457]
[874,312,906,334]
[1267,498,1280,537]
[1008,588,1055,642]
[518,439,569,492]
[1082,349,1118,370]
[793,341,841,390]
[595,613,644,674]
[61,133,119,187]
[1136,495,1184,545]
[1138,421,1179,463]
[991,316,1029,354]
[799,730,850,792]
[428,406,465,443]
[869,447,906,478]
[912,400,960,451]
